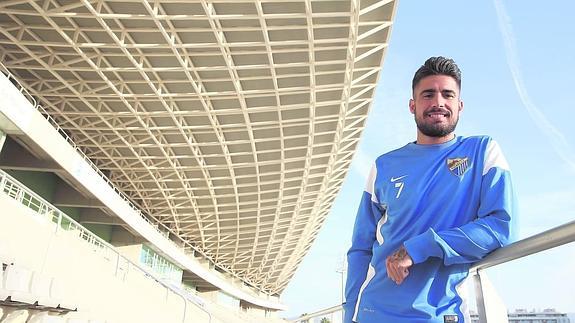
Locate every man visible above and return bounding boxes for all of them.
[344,56,516,322]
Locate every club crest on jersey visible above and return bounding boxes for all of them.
[447,157,470,177]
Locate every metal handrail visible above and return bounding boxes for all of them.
[292,304,342,322]
[0,61,37,110]
[0,169,211,322]
[470,220,575,272]
[289,221,575,323]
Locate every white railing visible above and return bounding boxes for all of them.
[0,61,37,110]
[0,168,212,323]
[141,244,184,284]
[291,305,342,323]
[289,221,575,323]
[470,220,575,323]
[0,61,253,292]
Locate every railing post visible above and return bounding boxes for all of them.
[56,211,62,233]
[17,187,24,203]
[472,270,508,323]
[115,252,121,277]
[0,173,6,195]
[472,270,488,323]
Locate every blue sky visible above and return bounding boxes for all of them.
[281,0,575,318]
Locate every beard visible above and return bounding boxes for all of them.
[414,109,459,138]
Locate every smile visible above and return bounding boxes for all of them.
[425,108,450,118]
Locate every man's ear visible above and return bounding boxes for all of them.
[459,99,464,112]
[409,99,415,114]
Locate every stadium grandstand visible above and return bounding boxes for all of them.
[0,0,397,322]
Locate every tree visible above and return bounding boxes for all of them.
[320,318,331,323]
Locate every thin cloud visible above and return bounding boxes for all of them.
[493,0,575,173]
[350,147,375,182]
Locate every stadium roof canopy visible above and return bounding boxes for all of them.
[0,0,397,297]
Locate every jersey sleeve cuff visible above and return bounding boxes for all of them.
[404,228,443,264]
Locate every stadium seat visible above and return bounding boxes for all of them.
[30,272,60,308]
[56,283,78,312]
[1,264,7,301]
[48,277,65,308]
[2,264,35,304]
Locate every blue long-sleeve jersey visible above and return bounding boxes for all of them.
[344,136,516,323]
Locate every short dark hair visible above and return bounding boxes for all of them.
[412,56,462,92]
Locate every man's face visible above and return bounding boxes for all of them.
[409,75,463,140]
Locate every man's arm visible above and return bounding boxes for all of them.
[344,165,380,323]
[404,139,517,266]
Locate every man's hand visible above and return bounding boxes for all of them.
[385,245,413,285]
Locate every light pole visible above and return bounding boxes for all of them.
[336,255,347,323]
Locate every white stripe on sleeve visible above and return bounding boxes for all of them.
[483,140,510,175]
[376,211,387,245]
[365,162,379,204]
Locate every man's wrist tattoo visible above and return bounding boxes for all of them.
[393,246,408,260]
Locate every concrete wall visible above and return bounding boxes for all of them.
[0,193,211,323]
